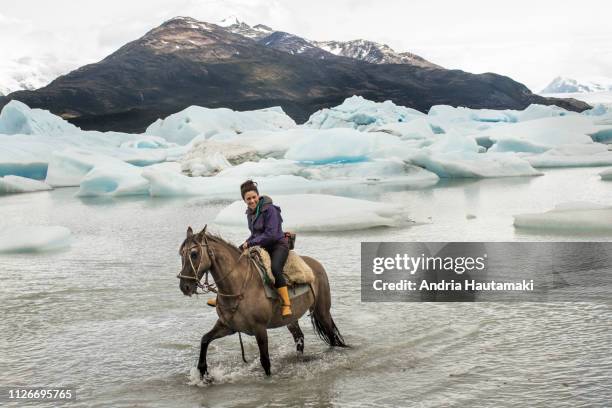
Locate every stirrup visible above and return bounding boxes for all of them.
[281,305,292,317]
[206,298,217,308]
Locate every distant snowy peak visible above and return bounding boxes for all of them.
[220,15,273,40]
[0,56,75,95]
[220,18,439,67]
[314,39,440,68]
[541,76,612,94]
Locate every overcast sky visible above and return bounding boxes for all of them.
[1,0,610,92]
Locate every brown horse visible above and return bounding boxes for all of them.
[177,225,347,378]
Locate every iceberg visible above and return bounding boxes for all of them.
[404,131,540,178]
[524,144,612,168]
[142,169,312,197]
[305,96,424,131]
[180,140,262,176]
[284,129,403,163]
[0,102,175,179]
[144,105,296,145]
[0,175,52,195]
[45,149,141,187]
[0,100,79,136]
[410,151,541,178]
[600,168,612,180]
[513,202,612,232]
[372,118,437,140]
[76,165,149,197]
[214,193,413,232]
[481,116,602,148]
[0,226,72,253]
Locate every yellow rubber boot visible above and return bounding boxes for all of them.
[277,286,292,317]
[206,298,217,307]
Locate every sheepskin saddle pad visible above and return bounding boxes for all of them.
[248,246,315,287]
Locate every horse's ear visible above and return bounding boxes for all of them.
[186,226,193,238]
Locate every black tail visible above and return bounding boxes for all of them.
[310,312,349,347]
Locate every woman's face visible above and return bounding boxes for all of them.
[244,190,259,210]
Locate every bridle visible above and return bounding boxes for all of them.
[176,232,250,300]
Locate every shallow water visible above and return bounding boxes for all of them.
[1,167,611,407]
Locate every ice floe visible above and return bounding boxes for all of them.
[0,226,72,253]
[513,202,612,233]
[599,168,612,180]
[305,95,423,130]
[214,193,413,232]
[145,105,296,145]
[0,175,52,195]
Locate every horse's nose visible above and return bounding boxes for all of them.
[179,279,191,296]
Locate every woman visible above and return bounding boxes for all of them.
[207,180,292,317]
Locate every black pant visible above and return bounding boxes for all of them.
[265,240,289,288]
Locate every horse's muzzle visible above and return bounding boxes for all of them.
[179,279,197,297]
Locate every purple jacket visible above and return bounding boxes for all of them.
[246,195,286,248]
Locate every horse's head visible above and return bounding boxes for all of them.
[177,225,214,296]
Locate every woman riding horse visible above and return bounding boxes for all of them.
[207,179,292,317]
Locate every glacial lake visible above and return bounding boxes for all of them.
[1,166,611,407]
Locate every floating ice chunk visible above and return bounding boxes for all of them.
[428,105,518,123]
[0,226,71,253]
[427,132,483,154]
[144,105,296,145]
[142,169,312,197]
[77,165,148,197]
[524,144,612,168]
[0,102,173,178]
[305,96,424,131]
[0,100,79,136]
[513,202,612,232]
[517,104,574,121]
[214,194,412,232]
[487,138,549,153]
[217,158,301,178]
[482,116,597,147]
[119,136,177,149]
[181,140,262,176]
[183,152,231,177]
[410,151,541,178]
[0,175,52,195]
[428,104,572,124]
[297,159,439,187]
[600,168,612,180]
[284,129,403,163]
[372,118,436,140]
[45,149,138,187]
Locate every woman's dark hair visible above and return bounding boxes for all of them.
[240,179,259,199]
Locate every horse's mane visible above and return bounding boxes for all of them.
[179,229,241,257]
[205,232,241,255]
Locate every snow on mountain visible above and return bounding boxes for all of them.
[218,15,273,40]
[541,76,612,94]
[314,39,439,68]
[219,16,438,67]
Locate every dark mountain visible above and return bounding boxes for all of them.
[0,16,590,133]
[257,32,334,59]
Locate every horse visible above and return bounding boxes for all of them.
[177,225,347,378]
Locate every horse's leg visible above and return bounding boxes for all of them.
[254,326,271,376]
[287,321,304,353]
[198,319,234,378]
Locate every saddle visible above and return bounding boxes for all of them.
[248,246,315,288]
